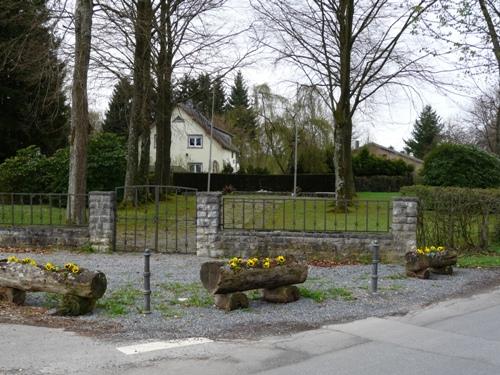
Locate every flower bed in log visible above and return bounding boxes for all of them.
[200,256,308,311]
[405,246,457,279]
[0,256,107,316]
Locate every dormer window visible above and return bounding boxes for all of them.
[188,135,203,148]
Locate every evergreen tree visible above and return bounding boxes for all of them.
[228,71,249,108]
[404,105,443,159]
[226,71,257,135]
[193,73,212,116]
[0,0,69,162]
[103,78,133,138]
[212,76,226,115]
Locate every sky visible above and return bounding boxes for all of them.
[86,0,489,153]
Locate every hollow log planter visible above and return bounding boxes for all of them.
[200,261,308,311]
[405,251,458,279]
[0,260,107,316]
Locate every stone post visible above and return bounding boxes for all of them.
[391,197,418,254]
[196,192,222,257]
[89,191,116,252]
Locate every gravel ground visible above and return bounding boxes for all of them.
[1,249,500,341]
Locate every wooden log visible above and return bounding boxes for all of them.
[0,260,107,299]
[0,287,26,305]
[430,266,453,275]
[263,286,300,303]
[214,292,249,311]
[406,268,430,279]
[428,252,457,269]
[405,252,430,272]
[200,261,308,294]
[58,295,97,316]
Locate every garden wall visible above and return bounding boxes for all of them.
[196,192,418,259]
[174,173,413,192]
[0,192,115,251]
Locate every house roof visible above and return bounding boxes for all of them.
[364,142,423,164]
[177,102,238,153]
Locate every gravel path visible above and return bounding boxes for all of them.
[2,249,500,341]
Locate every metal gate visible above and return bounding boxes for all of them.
[114,185,197,253]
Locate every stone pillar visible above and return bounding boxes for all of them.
[391,197,418,254]
[196,192,222,257]
[89,191,116,252]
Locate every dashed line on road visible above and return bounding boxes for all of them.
[116,337,213,355]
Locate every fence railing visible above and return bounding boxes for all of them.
[0,193,89,226]
[222,196,392,233]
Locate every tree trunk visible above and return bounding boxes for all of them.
[333,0,355,203]
[0,261,107,299]
[125,0,152,198]
[138,0,153,185]
[155,1,173,186]
[200,261,308,294]
[68,0,92,224]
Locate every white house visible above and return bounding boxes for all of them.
[149,102,239,173]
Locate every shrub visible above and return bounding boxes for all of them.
[401,185,500,252]
[421,143,500,188]
[0,146,49,193]
[0,132,126,193]
[352,148,414,176]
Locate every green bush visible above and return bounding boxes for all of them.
[0,146,49,193]
[353,148,414,176]
[401,185,500,252]
[0,132,126,193]
[421,144,500,188]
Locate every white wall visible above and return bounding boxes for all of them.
[148,106,239,172]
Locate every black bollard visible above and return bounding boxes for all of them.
[370,240,379,294]
[143,248,151,314]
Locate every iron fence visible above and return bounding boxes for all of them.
[114,185,197,253]
[222,196,392,233]
[0,193,89,226]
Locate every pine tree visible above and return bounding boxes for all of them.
[0,0,69,162]
[212,76,226,115]
[103,78,133,138]
[228,71,250,109]
[404,105,443,159]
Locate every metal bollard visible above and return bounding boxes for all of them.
[370,240,379,294]
[143,248,151,314]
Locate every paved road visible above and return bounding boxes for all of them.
[2,286,500,375]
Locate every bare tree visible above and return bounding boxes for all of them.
[68,0,93,224]
[423,0,500,153]
[253,0,439,201]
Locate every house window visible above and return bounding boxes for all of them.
[188,135,203,148]
[189,163,203,173]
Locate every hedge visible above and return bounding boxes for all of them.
[401,185,500,252]
[173,173,413,192]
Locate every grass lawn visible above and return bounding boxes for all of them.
[222,192,397,232]
[458,244,500,268]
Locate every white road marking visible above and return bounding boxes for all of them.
[116,337,213,355]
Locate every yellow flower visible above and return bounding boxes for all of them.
[430,246,436,252]
[45,262,56,272]
[276,255,286,265]
[21,257,37,266]
[71,265,80,274]
[263,260,271,268]
[7,256,20,263]
[247,258,257,267]
[437,246,445,252]
[416,248,425,255]
[424,247,431,254]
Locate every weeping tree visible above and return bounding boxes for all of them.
[253,0,439,201]
[68,0,93,224]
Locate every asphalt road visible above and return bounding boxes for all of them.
[2,286,500,375]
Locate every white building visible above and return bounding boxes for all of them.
[149,102,239,173]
